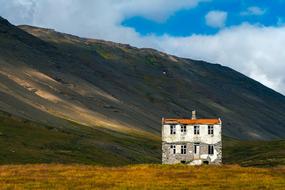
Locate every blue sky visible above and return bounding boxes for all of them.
[0,0,285,94]
[123,0,285,36]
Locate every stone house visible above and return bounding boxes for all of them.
[162,111,222,165]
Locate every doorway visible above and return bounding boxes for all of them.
[194,143,200,159]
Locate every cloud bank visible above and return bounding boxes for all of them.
[0,0,285,94]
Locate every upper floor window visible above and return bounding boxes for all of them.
[170,144,176,154]
[181,144,187,154]
[181,125,187,133]
[208,125,214,135]
[194,125,200,135]
[208,145,214,155]
[170,125,176,134]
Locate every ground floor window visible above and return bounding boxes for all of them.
[181,144,187,154]
[208,145,214,155]
[170,144,176,154]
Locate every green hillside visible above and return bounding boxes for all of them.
[223,136,285,167]
[0,110,284,166]
[0,111,160,165]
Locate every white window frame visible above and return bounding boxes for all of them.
[170,144,176,154]
[194,125,200,135]
[181,144,187,154]
[170,125,176,134]
[181,125,187,133]
[208,125,214,135]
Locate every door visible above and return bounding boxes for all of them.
[194,143,200,159]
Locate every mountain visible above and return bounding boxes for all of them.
[0,16,285,164]
[1,16,285,140]
[0,17,160,165]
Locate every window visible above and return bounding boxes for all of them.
[170,144,176,154]
[170,125,176,134]
[208,145,214,155]
[181,145,187,154]
[194,125,200,135]
[181,125,187,133]
[194,143,199,154]
[208,125,214,135]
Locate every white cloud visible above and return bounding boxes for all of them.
[157,24,285,94]
[0,0,36,24]
[1,0,285,95]
[0,0,205,43]
[205,10,228,28]
[241,6,266,16]
[118,0,207,22]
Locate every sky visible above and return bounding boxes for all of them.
[1,0,285,94]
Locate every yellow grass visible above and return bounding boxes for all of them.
[0,164,284,190]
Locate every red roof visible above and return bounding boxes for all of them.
[162,118,221,125]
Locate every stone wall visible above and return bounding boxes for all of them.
[162,142,194,164]
[162,141,222,165]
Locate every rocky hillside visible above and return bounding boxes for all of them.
[1,16,285,142]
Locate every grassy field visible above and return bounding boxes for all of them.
[0,164,284,190]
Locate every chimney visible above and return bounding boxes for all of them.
[161,117,165,124]
[191,110,196,120]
